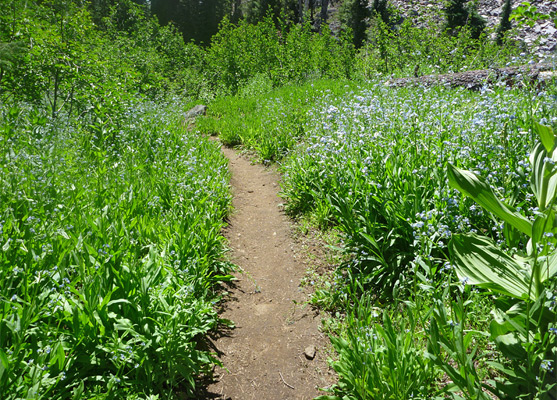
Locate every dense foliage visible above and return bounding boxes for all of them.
[0,97,232,399]
[199,75,557,400]
[0,1,233,398]
[1,0,556,398]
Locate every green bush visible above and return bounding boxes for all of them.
[357,16,519,77]
[205,17,354,95]
[444,0,486,40]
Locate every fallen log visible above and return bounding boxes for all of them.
[385,63,556,90]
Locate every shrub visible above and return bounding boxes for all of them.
[444,0,486,40]
[496,0,513,45]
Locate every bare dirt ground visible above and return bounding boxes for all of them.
[203,146,335,400]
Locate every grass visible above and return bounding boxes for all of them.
[5,2,556,399]
[0,98,232,399]
[200,74,557,399]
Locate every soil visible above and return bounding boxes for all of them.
[203,146,335,400]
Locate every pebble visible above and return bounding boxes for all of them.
[304,345,316,360]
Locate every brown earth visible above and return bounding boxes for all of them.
[202,146,335,400]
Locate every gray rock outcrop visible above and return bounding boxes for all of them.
[388,0,557,55]
[184,104,207,121]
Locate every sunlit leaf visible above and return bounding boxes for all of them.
[529,142,557,210]
[450,233,533,300]
[448,164,532,237]
[535,122,556,153]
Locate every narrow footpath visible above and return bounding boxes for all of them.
[205,146,333,399]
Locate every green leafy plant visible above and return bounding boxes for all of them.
[427,283,492,400]
[448,122,557,399]
[0,99,232,399]
[319,296,436,400]
[510,2,551,28]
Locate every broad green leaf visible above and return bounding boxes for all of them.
[56,343,65,371]
[538,251,557,282]
[528,212,557,257]
[535,122,556,154]
[494,333,527,360]
[0,348,8,380]
[489,308,515,338]
[450,233,533,300]
[448,164,532,236]
[531,214,546,247]
[72,381,84,400]
[529,142,557,210]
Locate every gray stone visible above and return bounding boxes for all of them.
[304,345,316,360]
[185,104,207,120]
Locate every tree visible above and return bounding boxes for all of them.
[496,0,513,45]
[339,0,370,48]
[0,0,28,94]
[466,1,486,39]
[0,41,25,91]
[150,0,179,26]
[151,0,233,45]
[316,0,329,32]
[372,0,390,25]
[245,0,299,25]
[445,0,468,30]
[231,0,243,23]
[444,0,486,40]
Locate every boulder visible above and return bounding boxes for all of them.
[184,104,207,121]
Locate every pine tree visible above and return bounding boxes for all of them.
[152,0,233,45]
[445,0,468,32]
[151,0,180,26]
[316,0,329,32]
[444,0,486,39]
[372,0,390,25]
[467,2,486,39]
[496,0,513,45]
[339,0,370,48]
[245,0,298,25]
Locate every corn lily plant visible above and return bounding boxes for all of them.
[448,122,557,399]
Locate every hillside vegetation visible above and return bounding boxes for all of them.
[1,0,556,399]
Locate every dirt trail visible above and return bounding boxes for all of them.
[204,146,333,399]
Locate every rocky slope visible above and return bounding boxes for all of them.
[388,0,556,54]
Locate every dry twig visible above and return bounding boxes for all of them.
[279,372,295,390]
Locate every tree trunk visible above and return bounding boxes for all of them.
[385,63,556,90]
[317,0,329,32]
[52,68,60,119]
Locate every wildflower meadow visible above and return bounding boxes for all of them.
[2,0,557,398]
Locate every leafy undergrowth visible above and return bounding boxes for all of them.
[205,76,557,399]
[0,98,232,399]
[195,79,361,161]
